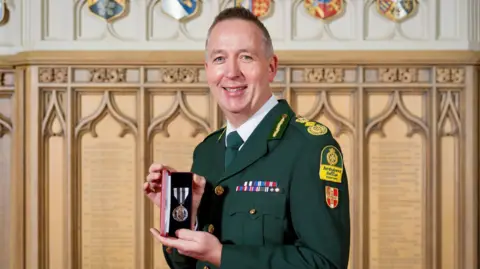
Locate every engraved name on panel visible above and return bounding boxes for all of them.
[364,67,430,268]
[367,93,426,269]
[369,139,424,269]
[79,92,138,269]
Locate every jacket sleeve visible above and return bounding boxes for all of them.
[220,137,351,269]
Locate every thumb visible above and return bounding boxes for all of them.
[193,174,206,187]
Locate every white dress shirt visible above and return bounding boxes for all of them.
[225,95,278,149]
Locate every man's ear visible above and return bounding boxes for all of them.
[268,55,279,82]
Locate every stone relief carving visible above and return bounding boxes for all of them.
[436,68,465,83]
[378,67,417,83]
[304,68,344,83]
[88,68,126,83]
[42,90,66,137]
[75,90,137,138]
[0,69,14,138]
[39,67,68,83]
[160,67,199,83]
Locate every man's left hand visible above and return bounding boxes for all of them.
[150,228,223,267]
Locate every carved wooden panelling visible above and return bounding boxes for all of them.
[32,65,215,269]
[0,68,14,269]
[0,55,478,269]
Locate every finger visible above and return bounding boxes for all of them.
[148,164,163,173]
[143,183,160,202]
[146,172,161,182]
[148,163,177,174]
[150,228,190,250]
[175,229,200,242]
[150,228,176,246]
[143,181,159,194]
[143,182,152,193]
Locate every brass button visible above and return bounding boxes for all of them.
[208,224,214,233]
[214,185,224,196]
[249,209,256,215]
[203,266,210,269]
[166,247,173,254]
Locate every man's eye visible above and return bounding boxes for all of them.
[241,55,253,60]
[213,57,224,63]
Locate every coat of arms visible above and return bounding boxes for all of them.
[161,0,199,21]
[235,0,272,19]
[304,0,345,21]
[0,1,9,26]
[376,0,418,22]
[87,0,127,23]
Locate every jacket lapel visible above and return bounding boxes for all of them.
[217,100,295,184]
[207,128,226,182]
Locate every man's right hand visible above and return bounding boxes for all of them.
[144,164,176,207]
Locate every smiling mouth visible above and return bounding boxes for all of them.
[223,86,247,92]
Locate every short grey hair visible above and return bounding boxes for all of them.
[204,7,274,59]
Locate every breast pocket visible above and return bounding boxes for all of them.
[226,193,287,246]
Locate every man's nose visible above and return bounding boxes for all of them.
[225,59,241,78]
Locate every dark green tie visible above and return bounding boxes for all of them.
[225,131,244,168]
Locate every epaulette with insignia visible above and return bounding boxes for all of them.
[292,115,330,137]
[268,113,290,139]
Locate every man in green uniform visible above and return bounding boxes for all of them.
[144,7,350,269]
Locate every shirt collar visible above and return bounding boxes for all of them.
[226,95,278,145]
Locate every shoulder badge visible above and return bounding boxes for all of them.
[294,116,329,136]
[319,145,343,183]
[308,124,328,136]
[295,116,309,123]
[325,186,339,209]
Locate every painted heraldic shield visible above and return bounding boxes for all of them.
[235,0,272,19]
[0,1,8,26]
[0,3,4,25]
[88,0,127,22]
[376,0,418,22]
[161,0,199,21]
[304,0,345,21]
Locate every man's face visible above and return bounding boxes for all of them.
[204,19,278,123]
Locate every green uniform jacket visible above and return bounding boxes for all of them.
[163,99,350,269]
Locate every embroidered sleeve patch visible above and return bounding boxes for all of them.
[325,186,339,208]
[319,145,343,183]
